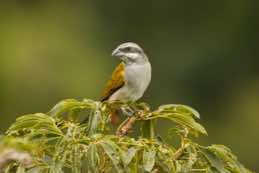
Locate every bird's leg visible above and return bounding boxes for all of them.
[120,106,135,117]
[120,101,148,117]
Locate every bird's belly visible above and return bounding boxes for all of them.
[108,84,143,101]
[108,63,151,101]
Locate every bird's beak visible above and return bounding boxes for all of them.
[111,48,123,57]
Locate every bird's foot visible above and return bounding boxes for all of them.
[120,106,135,117]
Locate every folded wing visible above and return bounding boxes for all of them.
[100,63,125,101]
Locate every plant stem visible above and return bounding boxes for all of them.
[141,120,155,139]
[116,116,137,136]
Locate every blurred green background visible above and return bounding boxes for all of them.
[0,1,258,171]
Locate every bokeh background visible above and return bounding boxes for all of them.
[0,1,258,171]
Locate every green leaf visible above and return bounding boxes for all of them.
[143,147,156,172]
[148,104,207,135]
[121,147,137,166]
[16,165,25,173]
[149,112,207,135]
[100,139,124,173]
[156,145,175,172]
[49,162,64,173]
[2,99,253,173]
[158,104,200,119]
[200,147,230,173]
[86,144,100,173]
[72,144,82,173]
[208,145,252,173]
[180,152,197,173]
[87,108,103,135]
[49,99,95,120]
[7,113,63,136]
[24,167,42,173]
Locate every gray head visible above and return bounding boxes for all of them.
[112,42,148,64]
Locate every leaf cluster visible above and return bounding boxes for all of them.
[0,99,253,173]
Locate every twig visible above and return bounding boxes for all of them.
[172,128,189,160]
[116,116,137,136]
[172,143,190,160]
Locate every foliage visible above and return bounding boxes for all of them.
[0,99,253,173]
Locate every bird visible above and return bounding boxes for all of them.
[101,42,151,123]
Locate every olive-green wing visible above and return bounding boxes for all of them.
[100,63,125,101]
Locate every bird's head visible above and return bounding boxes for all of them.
[112,42,148,65]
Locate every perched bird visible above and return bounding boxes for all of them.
[101,42,151,123]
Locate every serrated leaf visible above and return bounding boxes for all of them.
[121,147,137,165]
[100,139,123,173]
[143,147,156,172]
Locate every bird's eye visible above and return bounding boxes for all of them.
[124,47,131,52]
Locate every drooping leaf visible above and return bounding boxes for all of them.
[48,99,96,120]
[149,112,207,135]
[121,147,137,166]
[200,147,230,173]
[71,144,82,173]
[143,147,156,172]
[100,139,124,173]
[7,113,63,136]
[16,165,25,173]
[87,107,103,135]
[180,152,197,173]
[86,144,100,173]
[207,145,251,173]
[146,104,206,135]
[49,162,64,173]
[156,145,176,172]
[24,167,43,173]
[158,104,200,119]
[1,99,253,173]
[127,156,138,173]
